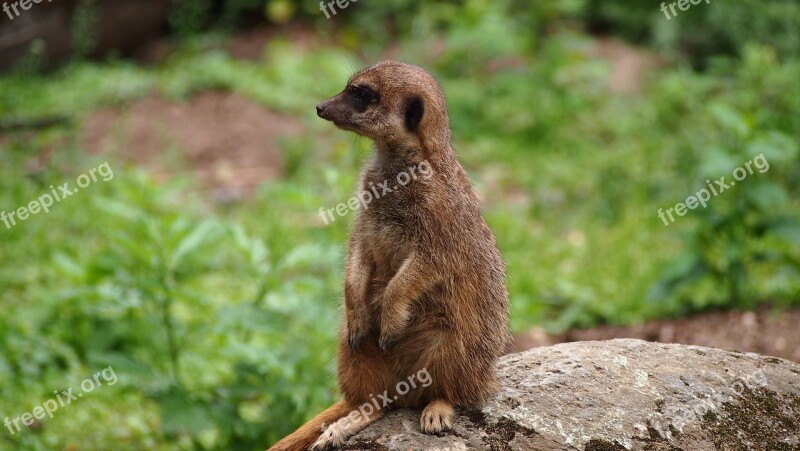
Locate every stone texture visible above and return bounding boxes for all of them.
[343,339,800,450]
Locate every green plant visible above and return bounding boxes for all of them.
[649,48,800,315]
[649,118,800,313]
[585,0,800,66]
[71,0,101,59]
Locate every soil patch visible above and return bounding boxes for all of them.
[227,22,322,60]
[82,90,304,198]
[514,308,800,363]
[590,37,661,93]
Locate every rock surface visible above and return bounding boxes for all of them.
[342,339,800,450]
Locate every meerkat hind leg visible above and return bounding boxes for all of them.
[311,409,383,450]
[420,399,454,434]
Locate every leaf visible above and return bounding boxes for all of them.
[709,103,750,138]
[647,251,703,303]
[698,146,739,179]
[93,196,143,221]
[278,243,337,271]
[230,225,270,268]
[52,252,85,280]
[745,181,788,212]
[169,220,220,269]
[771,221,800,245]
[746,131,798,164]
[159,389,216,435]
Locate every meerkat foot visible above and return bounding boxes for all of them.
[310,409,383,450]
[420,400,454,434]
[310,422,346,451]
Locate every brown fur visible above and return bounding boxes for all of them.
[269,61,510,450]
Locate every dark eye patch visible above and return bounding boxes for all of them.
[348,85,379,112]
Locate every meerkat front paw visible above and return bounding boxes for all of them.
[347,321,366,352]
[348,330,363,352]
[378,305,411,350]
[346,314,369,352]
[420,400,454,434]
[378,330,396,351]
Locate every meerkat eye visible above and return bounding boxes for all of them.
[348,85,378,112]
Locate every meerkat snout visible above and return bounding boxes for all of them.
[315,83,382,135]
[315,61,453,152]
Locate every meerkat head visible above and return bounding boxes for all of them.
[316,61,451,153]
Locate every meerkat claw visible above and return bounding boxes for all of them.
[348,332,363,352]
[378,334,394,351]
[420,400,455,435]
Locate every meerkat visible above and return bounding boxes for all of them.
[268,61,510,450]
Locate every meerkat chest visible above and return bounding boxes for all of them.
[358,167,424,230]
[361,212,412,277]
[357,162,427,274]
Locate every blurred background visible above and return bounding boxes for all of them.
[0,0,798,449]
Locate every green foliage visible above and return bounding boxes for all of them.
[585,0,800,66]
[649,49,800,314]
[169,0,216,36]
[0,147,341,448]
[71,0,101,59]
[1,3,799,449]
[166,0,797,66]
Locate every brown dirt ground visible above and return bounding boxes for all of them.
[136,22,324,64]
[590,36,661,94]
[514,308,800,363]
[226,22,324,60]
[82,90,304,199]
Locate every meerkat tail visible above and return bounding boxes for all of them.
[267,400,351,451]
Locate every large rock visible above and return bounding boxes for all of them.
[342,339,800,450]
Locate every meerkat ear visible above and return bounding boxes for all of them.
[404,96,424,133]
